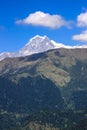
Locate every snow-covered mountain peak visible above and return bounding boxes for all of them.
[0,35,87,61]
[26,35,50,46]
[19,35,58,56]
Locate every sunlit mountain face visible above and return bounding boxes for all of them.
[0,35,87,61]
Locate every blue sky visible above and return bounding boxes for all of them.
[0,0,87,52]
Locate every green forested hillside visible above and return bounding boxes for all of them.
[0,48,87,130]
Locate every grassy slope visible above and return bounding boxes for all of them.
[0,48,87,130]
[1,48,87,86]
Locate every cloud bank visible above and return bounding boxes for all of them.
[72,30,87,42]
[72,12,87,43]
[16,11,71,29]
[77,12,87,27]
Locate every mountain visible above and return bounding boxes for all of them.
[19,35,60,56]
[0,35,62,61]
[0,48,87,130]
[0,48,87,109]
[0,52,15,61]
[1,35,87,61]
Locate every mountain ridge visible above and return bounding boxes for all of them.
[1,48,87,86]
[0,35,87,61]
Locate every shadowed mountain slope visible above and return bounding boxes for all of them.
[0,48,87,130]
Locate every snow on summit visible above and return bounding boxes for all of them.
[0,35,87,61]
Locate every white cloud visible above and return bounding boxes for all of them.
[72,30,87,42]
[77,12,87,27]
[16,11,71,29]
